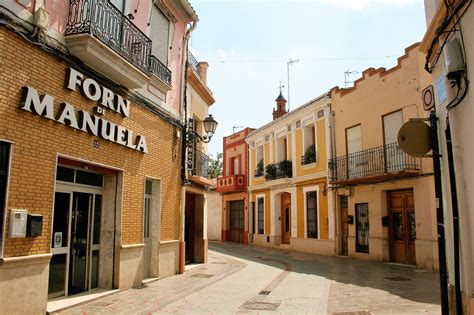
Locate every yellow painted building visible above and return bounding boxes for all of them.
[329,43,438,270]
[246,93,335,255]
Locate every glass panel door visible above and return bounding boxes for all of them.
[49,192,71,298]
[356,203,369,253]
[69,192,92,295]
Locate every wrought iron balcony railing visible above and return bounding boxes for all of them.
[150,55,172,86]
[328,142,420,184]
[187,50,199,73]
[66,0,152,74]
[301,152,318,165]
[254,168,264,178]
[265,160,293,181]
[191,148,209,179]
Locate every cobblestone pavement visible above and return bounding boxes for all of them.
[57,241,441,314]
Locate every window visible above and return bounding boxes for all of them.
[257,197,264,234]
[306,191,318,238]
[150,4,171,64]
[302,123,317,165]
[233,157,240,175]
[346,124,362,154]
[276,136,287,162]
[0,142,11,240]
[356,203,369,253]
[383,110,403,145]
[383,110,404,172]
[144,180,152,238]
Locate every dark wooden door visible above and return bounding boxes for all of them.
[280,193,291,244]
[230,200,244,243]
[388,190,416,265]
[340,196,349,256]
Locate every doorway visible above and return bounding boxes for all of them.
[229,200,244,243]
[49,186,103,298]
[280,193,291,244]
[388,190,416,265]
[340,196,349,256]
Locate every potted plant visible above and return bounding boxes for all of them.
[303,144,316,164]
[255,159,264,177]
[278,159,292,177]
[265,163,277,180]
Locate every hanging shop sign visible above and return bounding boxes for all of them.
[20,68,148,153]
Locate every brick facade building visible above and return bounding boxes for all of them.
[0,1,205,313]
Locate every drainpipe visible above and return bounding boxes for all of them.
[445,120,463,315]
[179,16,198,274]
[328,104,339,253]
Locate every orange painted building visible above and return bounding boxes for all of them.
[217,128,254,244]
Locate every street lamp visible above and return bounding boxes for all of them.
[185,114,218,145]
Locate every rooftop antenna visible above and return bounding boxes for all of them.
[287,58,299,111]
[233,126,245,133]
[344,69,359,88]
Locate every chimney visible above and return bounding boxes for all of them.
[197,62,209,84]
[272,92,287,120]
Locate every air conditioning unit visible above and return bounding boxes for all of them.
[444,38,465,76]
[33,7,49,29]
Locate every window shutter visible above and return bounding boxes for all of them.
[150,6,170,64]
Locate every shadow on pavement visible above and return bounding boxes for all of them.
[209,240,440,307]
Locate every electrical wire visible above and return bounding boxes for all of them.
[207,55,399,64]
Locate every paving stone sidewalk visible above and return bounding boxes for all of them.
[54,252,245,315]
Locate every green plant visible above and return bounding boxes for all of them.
[265,163,276,180]
[304,144,316,164]
[208,153,223,179]
[257,159,264,172]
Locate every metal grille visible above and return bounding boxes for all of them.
[66,0,152,74]
[301,151,318,165]
[191,148,209,179]
[329,142,419,183]
[187,50,199,72]
[265,160,292,180]
[150,55,172,85]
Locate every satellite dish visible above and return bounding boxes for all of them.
[398,120,432,156]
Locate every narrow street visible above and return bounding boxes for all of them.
[57,241,441,314]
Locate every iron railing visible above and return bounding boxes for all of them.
[254,168,264,178]
[301,152,318,165]
[328,142,420,183]
[187,50,199,73]
[192,148,209,179]
[66,0,152,74]
[150,55,172,86]
[265,160,293,180]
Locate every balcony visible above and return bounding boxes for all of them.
[65,0,152,89]
[329,142,420,185]
[189,148,212,186]
[265,160,293,181]
[150,55,172,88]
[216,175,246,193]
[301,152,318,165]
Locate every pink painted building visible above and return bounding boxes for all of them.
[0,1,213,313]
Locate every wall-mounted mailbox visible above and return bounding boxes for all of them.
[9,209,28,238]
[27,214,43,237]
[347,215,354,225]
[382,216,390,227]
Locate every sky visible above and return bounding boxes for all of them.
[188,0,428,157]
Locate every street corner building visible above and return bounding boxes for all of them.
[217,127,254,244]
[246,92,335,255]
[329,43,438,270]
[0,0,207,313]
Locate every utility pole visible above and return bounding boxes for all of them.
[287,58,299,111]
[429,111,449,315]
